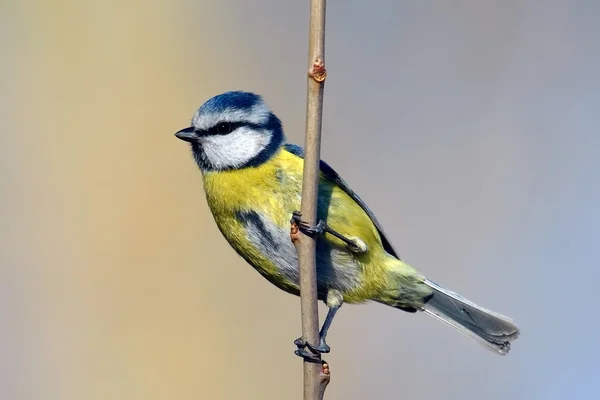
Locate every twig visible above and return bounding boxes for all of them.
[293,0,329,399]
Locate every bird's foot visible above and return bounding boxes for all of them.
[294,337,330,362]
[290,211,327,237]
[290,211,367,254]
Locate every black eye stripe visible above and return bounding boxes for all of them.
[194,121,266,136]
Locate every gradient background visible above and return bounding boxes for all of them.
[2,1,599,399]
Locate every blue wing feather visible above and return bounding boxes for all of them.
[283,143,400,259]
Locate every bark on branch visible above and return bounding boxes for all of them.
[294,0,329,399]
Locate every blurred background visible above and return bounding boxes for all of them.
[2,1,599,399]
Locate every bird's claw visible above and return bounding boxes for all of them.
[290,211,326,237]
[294,337,305,347]
[294,337,331,361]
[294,348,320,361]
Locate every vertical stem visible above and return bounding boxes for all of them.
[297,0,328,399]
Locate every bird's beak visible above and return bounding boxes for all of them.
[174,127,197,143]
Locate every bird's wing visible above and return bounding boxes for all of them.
[283,143,401,260]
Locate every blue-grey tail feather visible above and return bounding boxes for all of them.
[422,279,520,355]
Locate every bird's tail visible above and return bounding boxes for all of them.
[421,279,520,355]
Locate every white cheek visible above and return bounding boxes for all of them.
[200,128,270,169]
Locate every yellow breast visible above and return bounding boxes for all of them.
[203,148,302,221]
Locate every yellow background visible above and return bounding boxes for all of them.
[2,1,599,399]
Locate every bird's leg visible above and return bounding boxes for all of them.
[294,306,339,357]
[290,211,367,253]
[295,291,343,361]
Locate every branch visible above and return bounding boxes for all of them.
[293,0,329,399]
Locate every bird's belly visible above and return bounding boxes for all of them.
[213,208,363,297]
[231,209,301,289]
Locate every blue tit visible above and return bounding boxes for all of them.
[175,91,520,358]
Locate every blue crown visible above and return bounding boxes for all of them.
[198,91,263,115]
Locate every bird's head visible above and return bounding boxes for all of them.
[175,91,285,171]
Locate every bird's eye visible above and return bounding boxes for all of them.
[216,122,233,134]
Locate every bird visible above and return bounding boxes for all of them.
[174,90,520,359]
